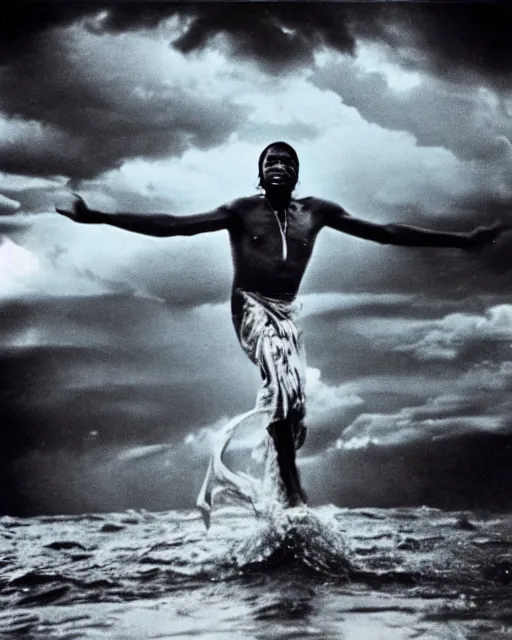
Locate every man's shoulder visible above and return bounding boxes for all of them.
[295,196,347,215]
[224,195,264,213]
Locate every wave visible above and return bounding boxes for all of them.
[227,506,350,579]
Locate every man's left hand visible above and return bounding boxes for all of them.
[466,223,509,250]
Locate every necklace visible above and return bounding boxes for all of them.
[269,204,288,261]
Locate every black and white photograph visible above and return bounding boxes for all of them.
[1,1,512,638]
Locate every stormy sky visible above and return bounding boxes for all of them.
[2,1,512,515]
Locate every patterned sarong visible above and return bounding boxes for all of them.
[196,291,307,527]
[238,291,306,426]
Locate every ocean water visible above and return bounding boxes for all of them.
[1,504,512,639]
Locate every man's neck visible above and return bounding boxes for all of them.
[263,187,293,211]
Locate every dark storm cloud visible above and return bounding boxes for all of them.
[303,431,512,510]
[0,37,247,179]
[7,417,512,515]
[124,236,233,306]
[312,63,512,163]
[170,3,356,72]
[1,4,94,57]
[0,342,54,459]
[373,3,512,85]
[0,290,256,514]
[3,3,509,84]
[10,443,208,515]
[0,293,255,452]
[5,2,512,93]
[2,286,512,514]
[2,3,510,180]
[0,2,357,179]
[303,227,512,313]
[1,3,356,69]
[153,2,512,87]
[4,3,509,80]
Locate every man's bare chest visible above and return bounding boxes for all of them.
[236,199,318,244]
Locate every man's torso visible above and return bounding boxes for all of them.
[228,195,327,303]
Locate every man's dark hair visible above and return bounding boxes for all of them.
[258,141,299,187]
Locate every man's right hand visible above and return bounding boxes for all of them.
[55,193,101,223]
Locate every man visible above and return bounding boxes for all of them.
[56,141,505,509]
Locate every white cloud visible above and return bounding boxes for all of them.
[99,138,262,212]
[0,216,148,301]
[460,360,512,391]
[394,305,512,361]
[344,305,512,363]
[305,366,365,420]
[236,76,347,129]
[0,193,21,214]
[339,393,505,450]
[300,291,411,318]
[355,42,422,92]
[0,236,40,295]
[0,173,59,191]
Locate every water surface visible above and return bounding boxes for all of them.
[1,505,512,638]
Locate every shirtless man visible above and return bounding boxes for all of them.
[56,141,505,508]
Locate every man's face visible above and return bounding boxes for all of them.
[261,147,298,190]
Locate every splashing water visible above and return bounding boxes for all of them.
[192,406,350,579]
[196,408,287,527]
[228,505,350,579]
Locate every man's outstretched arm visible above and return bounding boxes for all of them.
[56,194,231,237]
[322,200,507,250]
